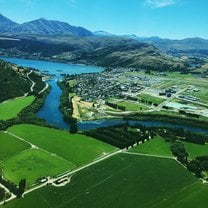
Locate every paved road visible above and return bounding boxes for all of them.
[0,184,16,205]
[24,149,122,196]
[27,70,35,93]
[38,82,49,94]
[123,151,175,159]
[156,87,188,110]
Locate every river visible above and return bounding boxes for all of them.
[1,57,208,134]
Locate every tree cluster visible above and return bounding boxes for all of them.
[0,187,6,201]
[84,123,154,149]
[0,60,31,102]
[0,176,26,198]
[187,156,208,177]
[28,71,46,95]
[106,102,126,111]
[171,142,188,164]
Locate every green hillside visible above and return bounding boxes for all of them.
[0,35,186,71]
[0,60,31,102]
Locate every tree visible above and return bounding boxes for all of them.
[187,160,202,177]
[0,187,5,201]
[171,142,188,164]
[70,119,78,134]
[18,179,26,197]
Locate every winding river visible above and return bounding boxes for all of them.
[0,57,102,129]
[1,57,208,134]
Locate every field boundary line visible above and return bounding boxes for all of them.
[24,149,122,197]
[149,181,199,208]
[123,151,175,159]
[5,131,76,168]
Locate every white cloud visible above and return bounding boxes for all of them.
[146,0,176,8]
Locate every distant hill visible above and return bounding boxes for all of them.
[0,35,186,71]
[0,14,92,36]
[93,31,115,37]
[140,37,208,56]
[93,31,208,57]
[0,14,18,33]
[0,14,192,71]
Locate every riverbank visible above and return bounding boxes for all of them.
[125,112,208,131]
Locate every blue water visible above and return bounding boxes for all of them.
[1,56,208,134]
[36,80,70,129]
[0,57,102,129]
[78,119,208,134]
[0,57,102,79]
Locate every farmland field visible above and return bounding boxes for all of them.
[152,182,208,208]
[130,136,173,157]
[138,93,165,105]
[115,100,149,111]
[3,153,198,208]
[2,149,75,187]
[183,141,208,159]
[7,124,116,166]
[0,96,35,120]
[0,132,30,160]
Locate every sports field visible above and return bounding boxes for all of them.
[0,96,35,120]
[0,132,30,160]
[130,136,173,157]
[4,153,198,208]
[7,124,116,166]
[2,149,75,187]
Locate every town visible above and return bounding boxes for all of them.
[62,68,208,121]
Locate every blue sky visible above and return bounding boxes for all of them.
[0,0,207,39]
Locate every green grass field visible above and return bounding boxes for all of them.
[115,101,149,111]
[183,141,208,159]
[0,132,30,160]
[0,96,35,120]
[138,93,165,105]
[2,149,75,187]
[152,182,208,208]
[8,124,116,166]
[130,136,173,157]
[4,153,198,208]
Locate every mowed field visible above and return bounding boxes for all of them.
[152,182,208,208]
[130,136,173,157]
[2,124,116,187]
[138,93,165,105]
[7,124,116,166]
[0,132,30,160]
[2,149,75,186]
[114,101,149,111]
[4,154,198,208]
[0,96,35,120]
[183,141,208,159]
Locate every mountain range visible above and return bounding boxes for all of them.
[1,12,208,57]
[0,13,92,36]
[0,13,18,32]
[138,36,208,57]
[0,13,207,71]
[93,31,208,57]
